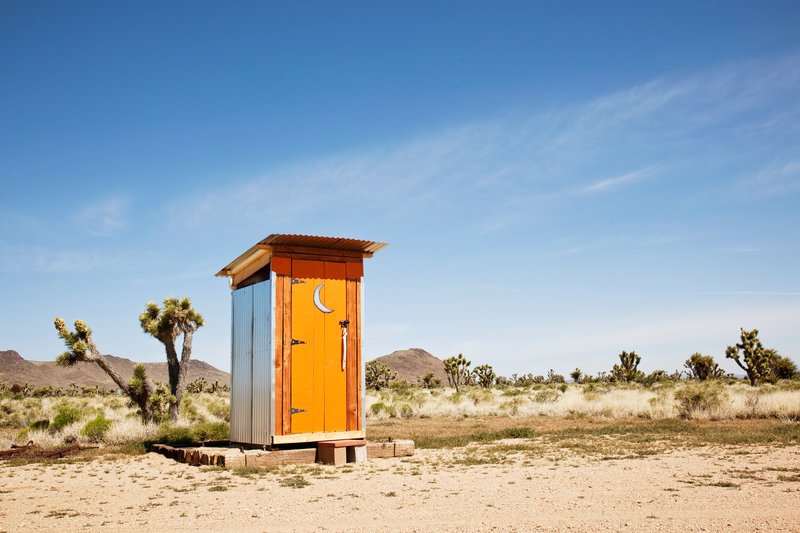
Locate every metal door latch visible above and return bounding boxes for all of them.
[290,408,306,415]
[291,339,306,345]
[291,279,306,284]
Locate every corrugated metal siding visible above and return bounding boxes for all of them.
[216,234,388,277]
[231,286,253,444]
[260,234,388,254]
[251,280,271,445]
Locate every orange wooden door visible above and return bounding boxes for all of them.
[290,260,348,434]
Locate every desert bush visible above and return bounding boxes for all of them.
[28,419,50,432]
[467,388,493,406]
[370,402,386,416]
[400,404,414,418]
[204,396,231,421]
[51,404,82,431]
[419,373,442,388]
[675,383,726,419]
[151,421,229,446]
[532,389,560,404]
[501,397,523,416]
[81,413,112,442]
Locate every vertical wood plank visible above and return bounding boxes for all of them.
[355,278,362,430]
[345,278,360,430]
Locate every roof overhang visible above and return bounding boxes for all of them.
[215,234,388,283]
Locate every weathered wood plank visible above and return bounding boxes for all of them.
[346,278,359,431]
[365,441,394,458]
[272,430,365,445]
[393,440,415,457]
[266,244,365,259]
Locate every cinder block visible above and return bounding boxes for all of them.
[347,445,366,463]
[318,446,347,465]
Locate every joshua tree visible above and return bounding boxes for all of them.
[570,368,583,383]
[611,350,642,383]
[139,297,204,421]
[443,354,471,392]
[472,364,496,389]
[418,372,442,388]
[365,360,396,390]
[766,352,798,381]
[725,328,773,386]
[54,317,156,420]
[684,353,725,381]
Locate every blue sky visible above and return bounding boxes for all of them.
[2,1,799,378]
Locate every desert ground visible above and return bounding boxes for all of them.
[2,435,799,532]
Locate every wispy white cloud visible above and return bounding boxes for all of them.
[576,166,658,194]
[173,53,800,239]
[0,244,117,272]
[736,160,800,197]
[720,246,761,253]
[74,197,129,237]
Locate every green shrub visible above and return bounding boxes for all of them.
[205,397,230,421]
[151,421,229,446]
[532,389,560,404]
[51,404,82,431]
[467,388,492,405]
[81,414,112,442]
[674,384,725,419]
[370,402,386,415]
[400,404,414,418]
[28,419,50,431]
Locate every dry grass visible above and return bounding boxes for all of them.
[367,416,800,455]
[366,381,800,421]
[1,381,798,452]
[0,392,229,449]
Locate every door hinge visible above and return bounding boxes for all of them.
[291,339,306,345]
[290,408,306,415]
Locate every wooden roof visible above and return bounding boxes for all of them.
[215,234,388,280]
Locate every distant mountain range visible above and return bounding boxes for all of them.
[2,346,444,390]
[369,348,447,384]
[0,349,229,389]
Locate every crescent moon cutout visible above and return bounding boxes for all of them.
[313,283,333,313]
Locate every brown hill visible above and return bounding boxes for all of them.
[370,348,448,385]
[0,350,229,390]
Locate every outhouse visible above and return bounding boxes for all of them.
[215,234,388,446]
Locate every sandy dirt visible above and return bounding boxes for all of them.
[1,442,799,532]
